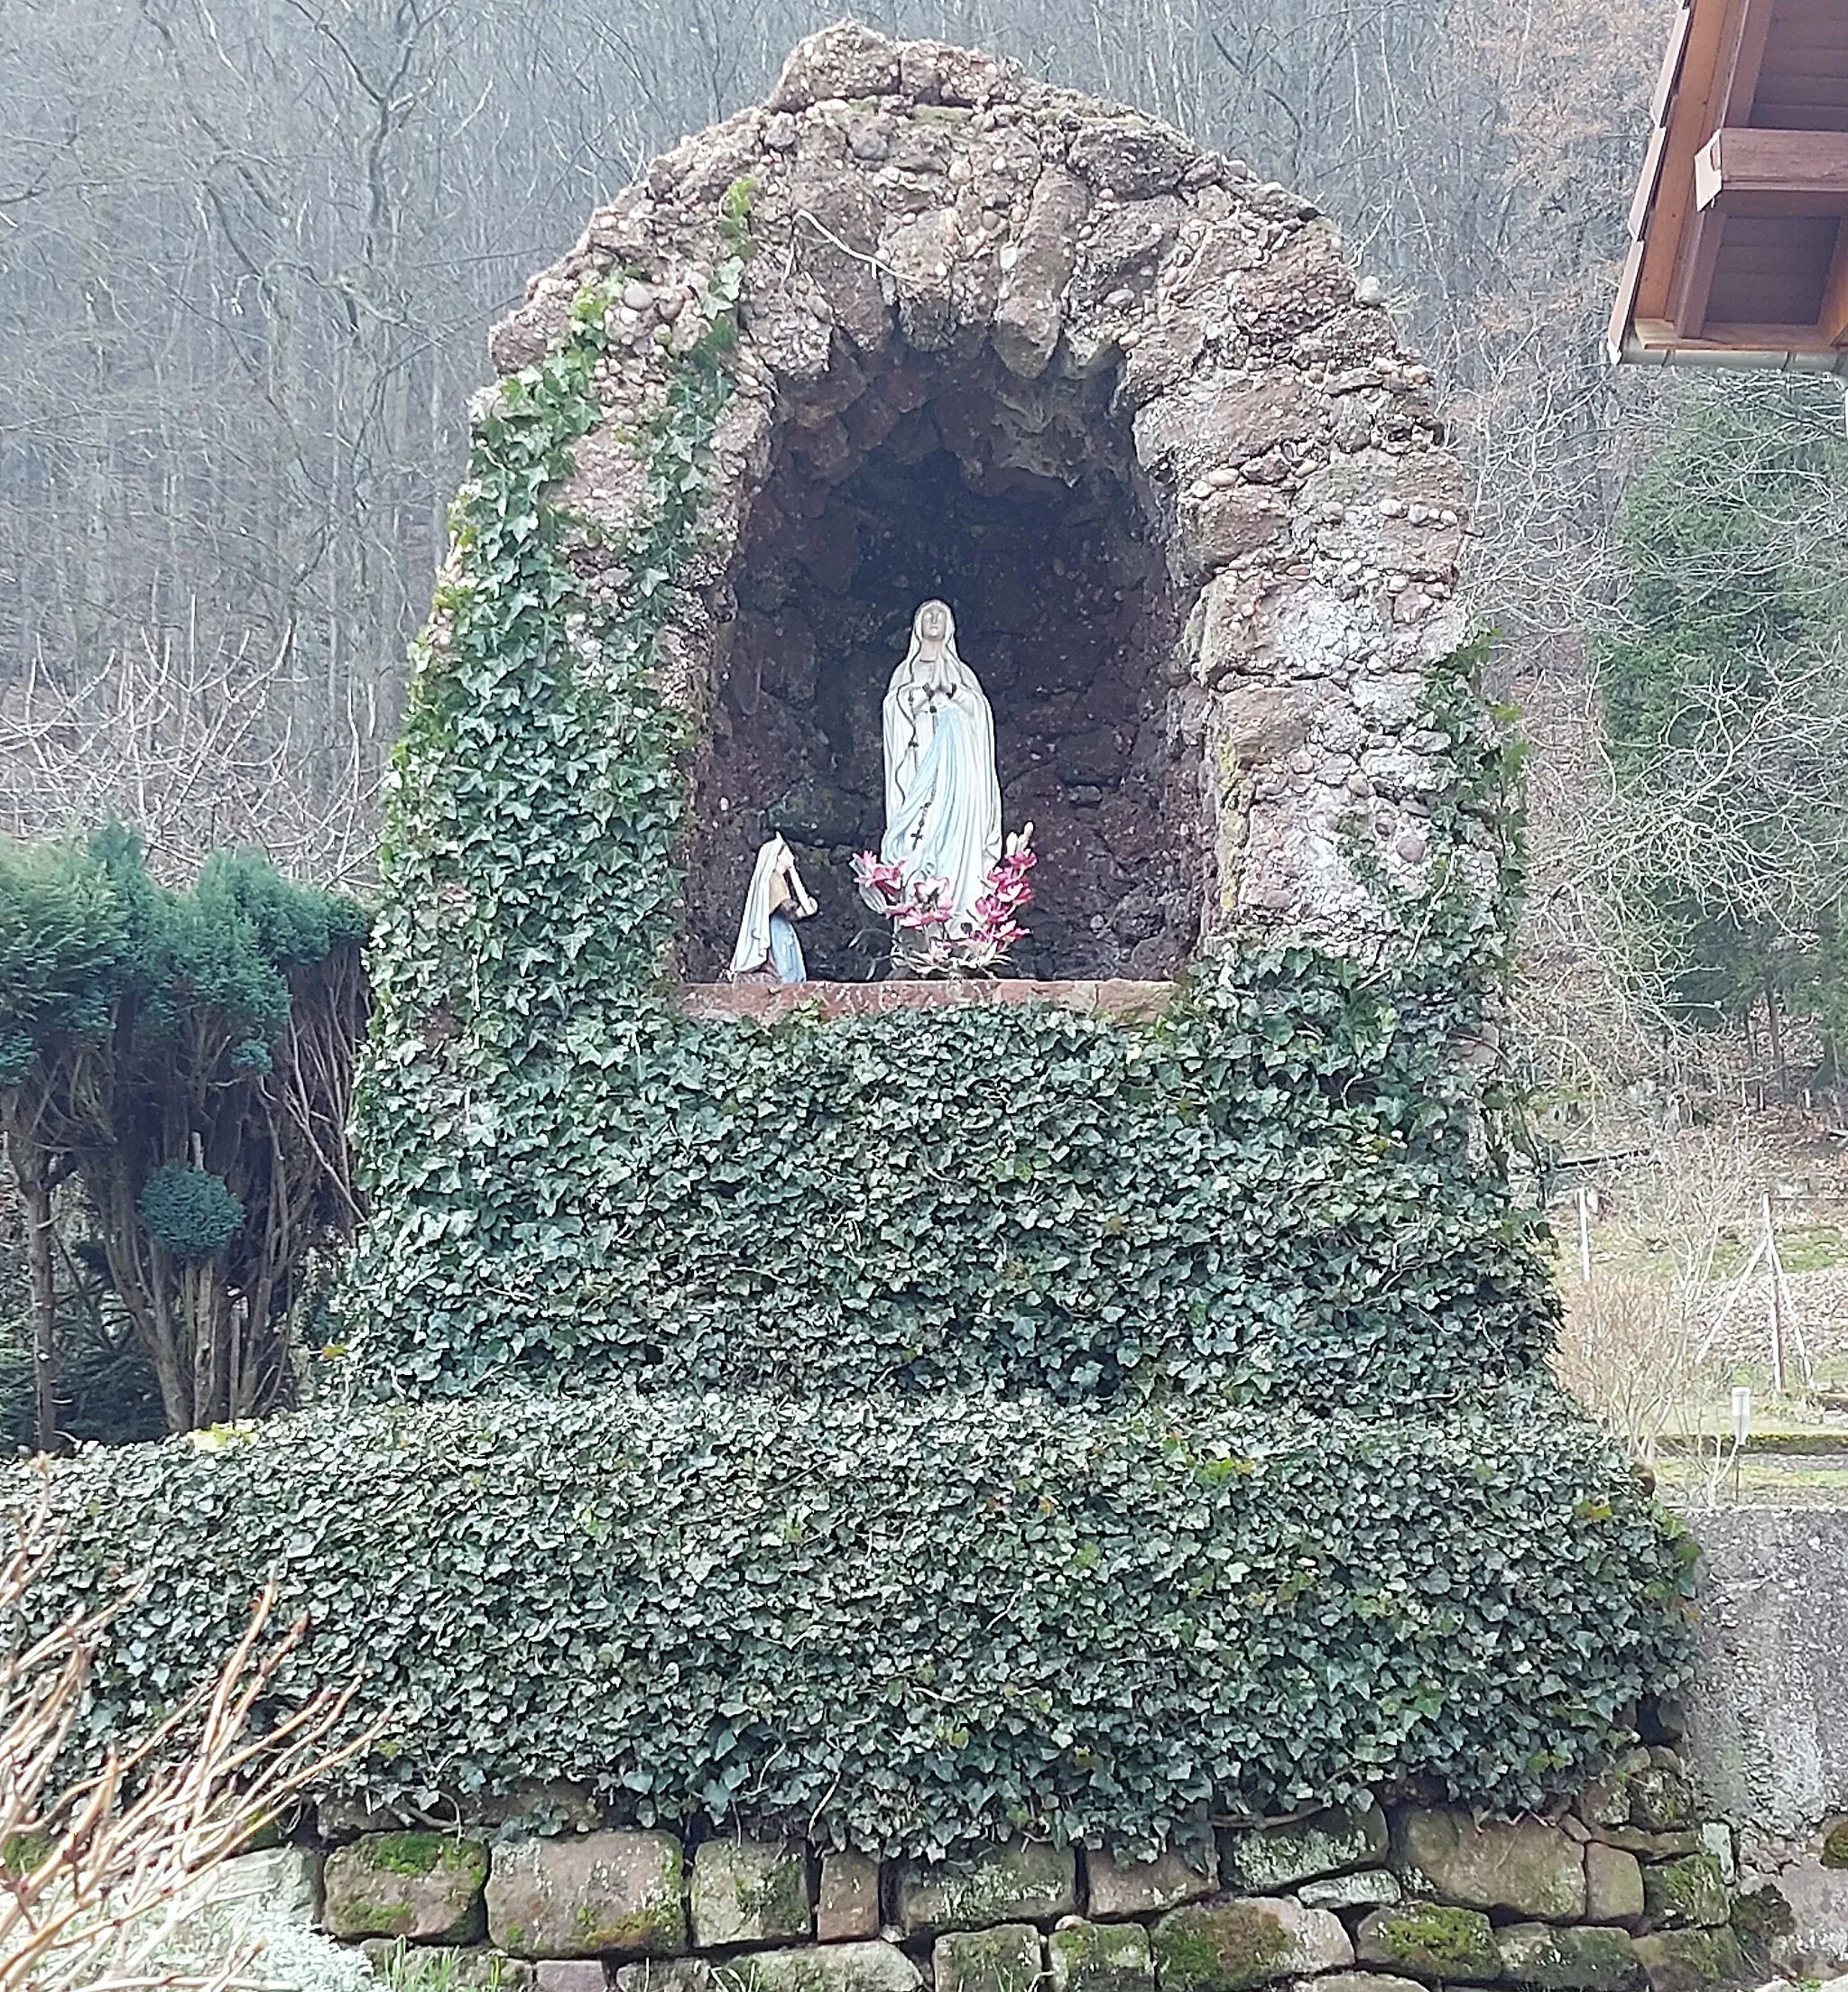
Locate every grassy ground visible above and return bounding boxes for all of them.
[1548,1117,1848,1508]
[1653,1448,1848,1507]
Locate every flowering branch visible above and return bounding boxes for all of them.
[853,825,1036,979]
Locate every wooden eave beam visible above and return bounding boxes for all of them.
[1696,129,1848,209]
[1634,314,1834,346]
[1610,0,1694,361]
[1635,0,1733,326]
[1665,0,1779,337]
[1823,230,1848,345]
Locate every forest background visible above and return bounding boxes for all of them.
[4,0,1847,1455]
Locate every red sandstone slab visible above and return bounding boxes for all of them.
[677,978,1176,1023]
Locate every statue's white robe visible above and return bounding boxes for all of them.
[880,669,1002,935]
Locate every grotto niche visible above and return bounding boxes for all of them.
[681,344,1197,983]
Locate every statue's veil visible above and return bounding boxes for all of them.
[727,835,788,979]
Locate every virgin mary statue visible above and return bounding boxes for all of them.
[878,600,1002,934]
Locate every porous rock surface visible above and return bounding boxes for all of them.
[1389,1806,1587,1922]
[486,21,1481,973]
[485,1830,688,1960]
[1685,1509,1848,1975]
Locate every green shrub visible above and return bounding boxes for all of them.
[137,1165,245,1260]
[0,827,367,1432]
[15,1380,1692,1858]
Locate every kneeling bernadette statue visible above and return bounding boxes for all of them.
[727,834,818,984]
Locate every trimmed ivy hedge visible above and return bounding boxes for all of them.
[22,1382,1691,1857]
[348,950,1555,1406]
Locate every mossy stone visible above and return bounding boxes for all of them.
[818,1852,881,1941]
[359,1940,536,1988]
[618,1964,716,1992]
[1355,1903,1500,1981]
[1578,1758,1646,1833]
[1298,1871,1401,1913]
[1315,1977,1424,1992]
[1493,1922,1643,1991]
[363,1830,476,1877]
[1048,1917,1154,1992]
[1822,1821,1848,1871]
[691,1840,812,1948]
[895,1841,1076,1937]
[1727,1884,1794,1961]
[325,1831,490,1943]
[1226,1808,1386,1896]
[1630,1929,1746,1992]
[1584,1844,1645,1929]
[1086,1845,1218,1919]
[1390,1806,1585,1921]
[934,1923,1044,1992]
[1221,1805,1388,1894]
[1150,1898,1350,1992]
[715,1942,923,1992]
[1627,1768,1696,1834]
[1593,1831,1701,1861]
[1640,1856,1728,1931]
[485,1830,688,1960]
[1152,1906,1293,1992]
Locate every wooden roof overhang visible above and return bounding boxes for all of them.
[1612,0,1848,371]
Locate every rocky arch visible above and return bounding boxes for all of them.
[486,22,1483,976]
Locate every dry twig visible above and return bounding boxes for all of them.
[0,1482,378,1992]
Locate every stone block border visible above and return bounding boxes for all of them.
[220,1745,1780,1992]
[675,980,1178,1025]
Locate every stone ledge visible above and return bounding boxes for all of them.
[676,979,1177,1024]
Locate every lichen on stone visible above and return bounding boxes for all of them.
[935,1923,1044,1992]
[1150,1904,1297,1992]
[1641,1853,1728,1930]
[1626,1764,1696,1832]
[1360,1903,1499,1979]
[1631,1927,1747,1992]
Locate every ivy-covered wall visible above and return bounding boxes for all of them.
[353,941,1554,1404]
[27,1386,1690,1854]
[338,175,1530,1412]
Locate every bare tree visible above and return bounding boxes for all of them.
[0,623,374,891]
